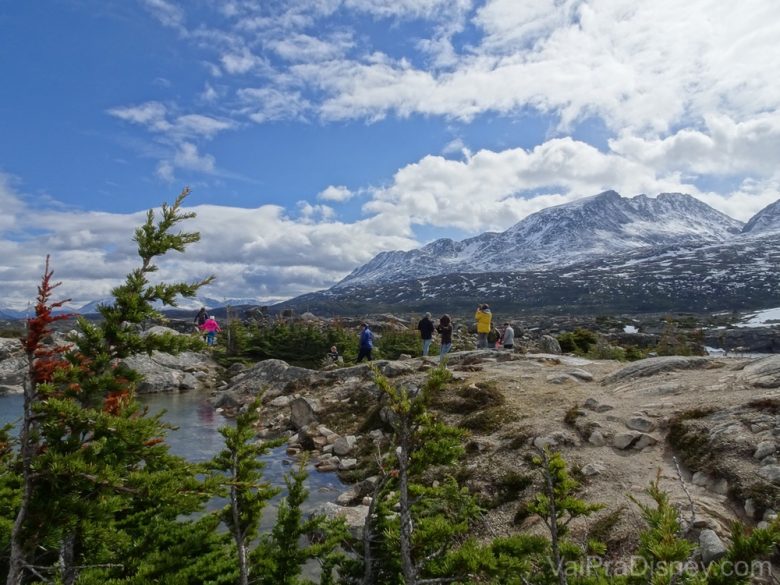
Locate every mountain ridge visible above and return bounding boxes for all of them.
[336,191,745,288]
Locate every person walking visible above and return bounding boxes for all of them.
[417,312,435,356]
[436,314,453,359]
[475,304,492,349]
[194,307,209,340]
[357,322,374,362]
[200,315,221,346]
[501,322,515,350]
[194,307,209,326]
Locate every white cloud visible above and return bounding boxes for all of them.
[317,185,354,202]
[174,114,235,138]
[610,113,780,177]
[238,88,311,122]
[268,32,354,62]
[201,83,219,102]
[142,0,185,29]
[156,161,176,182]
[108,102,172,132]
[260,0,780,134]
[173,143,216,173]
[220,48,263,74]
[0,173,25,235]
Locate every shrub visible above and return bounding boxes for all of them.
[557,328,597,354]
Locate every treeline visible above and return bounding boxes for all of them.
[219,321,429,368]
[0,190,776,585]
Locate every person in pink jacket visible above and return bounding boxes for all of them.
[200,315,221,346]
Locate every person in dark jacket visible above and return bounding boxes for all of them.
[194,307,209,340]
[357,322,374,362]
[436,314,453,359]
[194,307,209,326]
[417,312,435,356]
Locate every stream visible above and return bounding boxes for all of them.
[0,390,346,528]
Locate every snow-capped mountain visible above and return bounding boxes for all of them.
[743,199,780,234]
[336,191,744,288]
[73,296,264,315]
[278,230,780,316]
[0,307,27,320]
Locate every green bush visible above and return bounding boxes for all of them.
[241,322,358,368]
[373,328,426,360]
[557,328,598,354]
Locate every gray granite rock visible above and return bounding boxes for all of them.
[740,355,780,388]
[754,441,776,460]
[602,356,716,385]
[699,529,727,564]
[290,397,321,430]
[539,335,562,355]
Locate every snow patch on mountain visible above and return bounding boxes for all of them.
[336,191,745,288]
[742,199,780,234]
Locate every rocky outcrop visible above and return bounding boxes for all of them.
[121,350,220,393]
[601,356,719,385]
[668,401,780,519]
[539,335,562,354]
[704,327,780,354]
[740,355,780,388]
[0,338,26,393]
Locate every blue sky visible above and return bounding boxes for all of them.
[1,0,779,309]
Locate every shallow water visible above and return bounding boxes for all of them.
[0,391,345,523]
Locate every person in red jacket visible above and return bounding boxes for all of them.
[200,315,221,346]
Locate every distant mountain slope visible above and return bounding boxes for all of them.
[278,231,780,315]
[336,191,744,288]
[743,199,780,234]
[74,296,265,315]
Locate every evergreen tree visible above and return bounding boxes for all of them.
[4,188,216,585]
[252,462,348,585]
[351,365,486,585]
[209,400,347,585]
[209,398,283,585]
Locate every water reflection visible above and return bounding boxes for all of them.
[0,391,345,514]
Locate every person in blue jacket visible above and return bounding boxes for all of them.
[357,322,374,362]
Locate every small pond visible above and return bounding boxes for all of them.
[0,391,345,526]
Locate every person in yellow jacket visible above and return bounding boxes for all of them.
[475,304,492,349]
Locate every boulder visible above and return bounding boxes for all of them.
[141,325,184,338]
[121,350,220,393]
[757,465,780,484]
[269,395,293,408]
[539,335,562,355]
[290,397,321,430]
[626,416,656,433]
[0,355,27,387]
[581,463,606,476]
[546,374,579,384]
[314,503,370,539]
[741,355,780,388]
[0,338,23,361]
[567,369,594,382]
[333,435,357,456]
[228,359,313,399]
[699,529,727,564]
[633,433,658,450]
[212,391,241,410]
[754,441,776,460]
[601,356,717,385]
[588,431,607,447]
[613,432,640,450]
[379,361,416,378]
[339,458,358,470]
